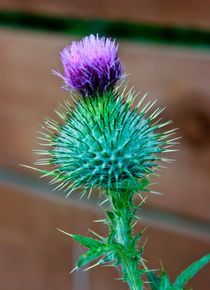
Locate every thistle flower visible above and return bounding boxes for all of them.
[54,34,124,96]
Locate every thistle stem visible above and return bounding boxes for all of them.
[109,191,143,290]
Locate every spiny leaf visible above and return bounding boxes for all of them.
[106,211,114,222]
[146,271,161,290]
[131,232,142,250]
[77,246,107,268]
[173,254,210,288]
[159,271,171,289]
[58,229,104,249]
[70,234,104,249]
[103,251,119,266]
[137,178,150,190]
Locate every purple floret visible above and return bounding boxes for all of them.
[55,34,124,96]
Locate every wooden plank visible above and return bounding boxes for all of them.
[0,184,128,290]
[0,185,91,290]
[1,0,210,29]
[0,29,210,221]
[0,184,210,290]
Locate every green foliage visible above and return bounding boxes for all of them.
[147,271,161,290]
[76,245,107,268]
[159,272,171,289]
[70,234,104,249]
[147,254,210,290]
[173,254,210,289]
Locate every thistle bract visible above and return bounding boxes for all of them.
[55,35,124,96]
[36,91,174,196]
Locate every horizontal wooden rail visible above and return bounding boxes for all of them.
[0,183,210,290]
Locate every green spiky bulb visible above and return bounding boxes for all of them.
[36,89,174,197]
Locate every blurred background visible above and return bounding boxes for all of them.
[0,1,210,290]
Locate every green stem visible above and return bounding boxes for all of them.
[109,191,143,290]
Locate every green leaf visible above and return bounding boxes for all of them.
[173,254,210,288]
[70,234,104,249]
[137,178,150,190]
[131,232,142,250]
[77,246,106,268]
[159,271,171,290]
[146,271,161,290]
[106,211,114,222]
[103,251,119,265]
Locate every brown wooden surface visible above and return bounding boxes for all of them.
[1,29,210,221]
[0,183,210,290]
[1,0,210,29]
[0,183,128,290]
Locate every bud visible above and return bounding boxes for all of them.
[36,91,175,196]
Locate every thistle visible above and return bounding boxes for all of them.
[33,35,209,290]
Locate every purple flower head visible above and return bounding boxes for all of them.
[55,34,124,96]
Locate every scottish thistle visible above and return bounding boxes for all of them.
[33,35,209,290]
